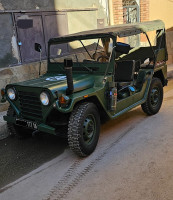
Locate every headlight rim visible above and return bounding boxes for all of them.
[7,87,17,101]
[40,91,50,106]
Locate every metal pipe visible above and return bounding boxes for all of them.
[108,0,114,25]
[0,8,98,14]
[64,59,74,95]
[144,32,156,66]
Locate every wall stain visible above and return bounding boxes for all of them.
[0,53,17,68]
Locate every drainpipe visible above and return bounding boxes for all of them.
[108,0,114,25]
[136,0,140,22]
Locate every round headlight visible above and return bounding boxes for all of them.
[7,88,16,100]
[40,92,49,106]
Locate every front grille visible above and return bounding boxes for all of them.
[18,91,42,120]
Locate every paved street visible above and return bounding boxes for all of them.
[0,79,173,200]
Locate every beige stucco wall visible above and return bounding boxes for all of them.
[149,0,173,30]
[54,0,108,33]
[67,11,97,34]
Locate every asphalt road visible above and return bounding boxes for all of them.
[0,79,173,200]
[0,133,67,188]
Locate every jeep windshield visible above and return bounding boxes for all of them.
[47,36,114,74]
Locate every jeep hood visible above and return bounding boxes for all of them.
[13,74,95,93]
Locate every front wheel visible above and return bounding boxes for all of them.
[141,78,163,115]
[68,102,100,157]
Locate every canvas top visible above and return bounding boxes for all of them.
[49,20,165,44]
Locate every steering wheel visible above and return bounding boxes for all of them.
[96,55,109,62]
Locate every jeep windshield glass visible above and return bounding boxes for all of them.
[48,38,113,64]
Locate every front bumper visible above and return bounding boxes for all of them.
[3,115,56,135]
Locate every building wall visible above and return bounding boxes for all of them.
[140,0,149,22]
[149,0,173,64]
[0,0,108,68]
[54,0,108,33]
[149,0,173,30]
[0,13,18,68]
[111,0,149,25]
[0,0,54,10]
[166,30,173,64]
[112,0,123,25]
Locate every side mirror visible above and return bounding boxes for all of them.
[35,43,42,76]
[35,43,42,52]
[115,42,130,54]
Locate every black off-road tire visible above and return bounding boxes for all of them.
[68,102,100,157]
[141,78,163,115]
[7,106,31,139]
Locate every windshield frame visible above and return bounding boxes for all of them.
[47,34,116,64]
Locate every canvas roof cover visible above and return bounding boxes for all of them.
[49,20,165,44]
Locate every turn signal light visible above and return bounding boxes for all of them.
[83,95,88,98]
[1,88,5,96]
[59,94,70,107]
[59,96,66,104]
[1,88,6,103]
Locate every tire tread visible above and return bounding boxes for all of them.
[141,77,163,116]
[68,102,99,157]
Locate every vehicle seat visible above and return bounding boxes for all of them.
[134,70,146,91]
[134,60,141,79]
[115,60,135,99]
[114,60,135,83]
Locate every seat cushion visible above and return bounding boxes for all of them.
[114,60,135,82]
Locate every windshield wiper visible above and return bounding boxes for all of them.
[75,54,92,72]
[81,64,93,72]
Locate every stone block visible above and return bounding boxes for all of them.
[0,68,13,79]
[0,102,9,112]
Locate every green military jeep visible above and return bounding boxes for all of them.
[3,20,168,157]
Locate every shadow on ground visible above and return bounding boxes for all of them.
[0,108,146,190]
[0,134,68,189]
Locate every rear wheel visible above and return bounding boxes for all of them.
[141,78,163,115]
[7,106,32,139]
[68,102,100,157]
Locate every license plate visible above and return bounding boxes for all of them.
[16,119,38,130]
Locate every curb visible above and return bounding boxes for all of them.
[0,68,173,141]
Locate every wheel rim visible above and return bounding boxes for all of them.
[83,114,96,144]
[150,87,160,107]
